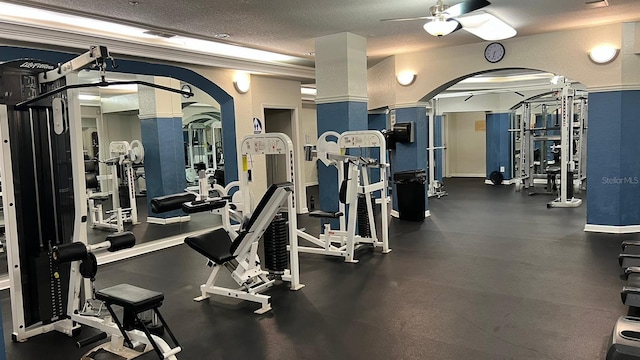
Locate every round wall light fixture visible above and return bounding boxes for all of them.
[397,71,417,86]
[234,76,250,94]
[589,46,619,64]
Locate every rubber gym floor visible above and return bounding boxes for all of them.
[1,178,634,359]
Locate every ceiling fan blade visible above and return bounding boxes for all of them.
[448,19,463,33]
[445,0,491,18]
[380,15,432,22]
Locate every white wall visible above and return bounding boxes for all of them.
[300,102,318,186]
[101,112,141,147]
[445,112,486,178]
[368,23,637,110]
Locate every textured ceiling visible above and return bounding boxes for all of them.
[6,0,640,62]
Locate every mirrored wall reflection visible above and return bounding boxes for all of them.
[182,102,225,186]
[78,72,225,246]
[0,72,228,278]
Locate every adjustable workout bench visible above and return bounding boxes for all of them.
[152,182,301,314]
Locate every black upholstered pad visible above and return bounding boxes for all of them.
[309,210,343,219]
[95,284,164,312]
[622,273,640,306]
[185,228,235,264]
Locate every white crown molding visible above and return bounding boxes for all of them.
[0,21,315,81]
[138,112,183,120]
[315,95,368,104]
[587,85,640,93]
[391,102,431,109]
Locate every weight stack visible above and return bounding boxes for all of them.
[118,185,130,208]
[264,214,288,275]
[357,194,371,238]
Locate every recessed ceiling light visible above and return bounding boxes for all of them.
[304,52,315,56]
[214,33,230,39]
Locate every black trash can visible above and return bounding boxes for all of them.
[394,169,427,221]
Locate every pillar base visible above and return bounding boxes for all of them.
[584,224,640,234]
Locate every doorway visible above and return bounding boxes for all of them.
[264,108,294,187]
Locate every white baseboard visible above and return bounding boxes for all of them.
[484,179,515,185]
[449,173,485,178]
[390,210,431,219]
[584,224,640,234]
[147,215,191,225]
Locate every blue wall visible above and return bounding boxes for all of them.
[141,117,187,218]
[485,113,512,181]
[389,107,428,212]
[587,91,640,226]
[316,101,368,213]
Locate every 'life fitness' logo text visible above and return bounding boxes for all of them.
[19,62,55,70]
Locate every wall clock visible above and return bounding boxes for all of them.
[484,42,505,63]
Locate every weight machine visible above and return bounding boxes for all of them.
[428,100,447,198]
[511,80,587,208]
[87,140,144,232]
[0,46,190,358]
[299,130,391,263]
[151,133,304,314]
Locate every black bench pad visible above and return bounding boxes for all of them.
[95,284,164,312]
[622,273,640,306]
[309,210,343,219]
[185,228,235,265]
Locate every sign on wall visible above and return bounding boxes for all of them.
[253,117,263,134]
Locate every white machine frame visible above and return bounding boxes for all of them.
[191,133,304,314]
[1,46,180,358]
[513,80,587,208]
[88,140,143,232]
[297,130,391,263]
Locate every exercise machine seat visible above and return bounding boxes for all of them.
[309,179,348,219]
[95,284,164,313]
[185,228,235,265]
[185,182,293,264]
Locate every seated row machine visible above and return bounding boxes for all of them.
[298,130,391,263]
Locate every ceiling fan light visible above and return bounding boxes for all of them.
[457,12,517,41]
[423,19,458,37]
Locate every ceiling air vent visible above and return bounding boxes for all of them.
[144,30,176,38]
[585,0,609,8]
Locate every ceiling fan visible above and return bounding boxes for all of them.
[381,0,516,40]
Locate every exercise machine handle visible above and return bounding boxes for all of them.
[151,193,197,213]
[52,242,88,263]
[106,232,136,252]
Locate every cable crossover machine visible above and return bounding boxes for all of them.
[510,78,587,208]
[0,46,192,359]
